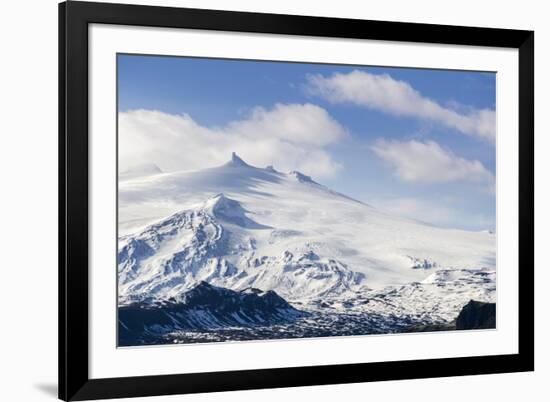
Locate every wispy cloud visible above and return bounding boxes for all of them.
[370,196,495,230]
[305,70,495,142]
[370,139,494,189]
[119,103,347,178]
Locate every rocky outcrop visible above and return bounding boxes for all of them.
[118,282,306,346]
[402,299,496,333]
[455,300,496,330]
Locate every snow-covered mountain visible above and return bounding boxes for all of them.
[119,152,495,308]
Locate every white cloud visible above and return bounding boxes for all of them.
[228,103,345,146]
[370,139,495,187]
[305,70,495,142]
[119,103,346,179]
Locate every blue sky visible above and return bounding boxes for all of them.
[118,54,496,231]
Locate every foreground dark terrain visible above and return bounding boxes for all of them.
[118,282,496,346]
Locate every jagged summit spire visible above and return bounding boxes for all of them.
[225,151,251,167]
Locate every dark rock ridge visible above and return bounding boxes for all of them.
[403,299,496,333]
[118,282,306,346]
[456,300,496,330]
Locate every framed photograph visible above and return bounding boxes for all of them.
[59,1,534,400]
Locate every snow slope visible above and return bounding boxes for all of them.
[119,163,163,181]
[118,153,495,306]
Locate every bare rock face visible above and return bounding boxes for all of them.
[455,300,496,330]
[118,282,307,346]
[402,299,496,333]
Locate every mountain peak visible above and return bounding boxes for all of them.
[224,152,250,167]
[204,193,235,211]
[288,170,318,185]
[203,193,272,229]
[120,163,163,180]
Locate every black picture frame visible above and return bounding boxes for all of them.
[59,1,534,400]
